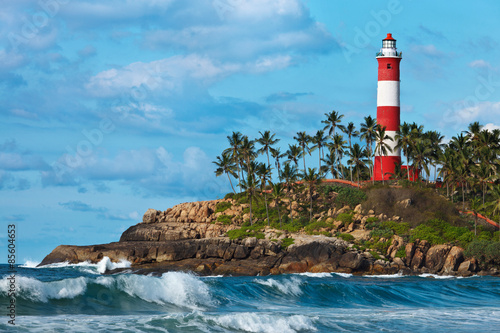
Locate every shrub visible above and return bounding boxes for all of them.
[304,220,331,234]
[226,228,265,240]
[338,233,354,242]
[370,227,394,239]
[395,247,406,258]
[409,218,473,246]
[224,192,235,200]
[380,221,410,235]
[335,187,367,208]
[215,201,232,213]
[366,217,379,224]
[217,214,233,225]
[281,237,295,249]
[370,251,381,260]
[465,240,500,263]
[337,213,353,224]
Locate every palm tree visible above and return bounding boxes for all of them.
[257,131,280,167]
[280,163,299,222]
[270,182,285,227]
[412,141,433,188]
[239,173,260,225]
[286,144,303,170]
[395,122,413,181]
[311,129,328,171]
[348,143,368,186]
[213,152,238,194]
[302,167,323,221]
[239,136,256,179]
[343,122,359,182]
[223,131,244,185]
[469,197,481,236]
[321,150,339,179]
[438,147,456,198]
[486,185,500,240]
[374,125,393,184]
[426,130,444,181]
[322,110,345,138]
[294,131,312,175]
[330,134,347,179]
[271,147,285,182]
[256,163,272,226]
[360,115,377,180]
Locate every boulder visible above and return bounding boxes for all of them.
[425,245,451,272]
[143,209,159,223]
[441,246,464,274]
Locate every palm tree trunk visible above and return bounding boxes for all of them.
[309,191,313,221]
[461,182,465,211]
[249,193,253,225]
[381,159,384,185]
[227,173,236,194]
[264,193,270,226]
[276,201,282,228]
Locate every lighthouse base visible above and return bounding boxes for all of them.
[373,156,401,181]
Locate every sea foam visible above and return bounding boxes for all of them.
[204,313,318,333]
[255,276,304,296]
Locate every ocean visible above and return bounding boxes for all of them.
[0,259,499,332]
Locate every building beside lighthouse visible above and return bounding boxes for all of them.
[374,33,402,181]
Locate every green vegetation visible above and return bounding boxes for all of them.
[281,237,295,249]
[217,214,233,225]
[213,114,500,266]
[338,233,354,242]
[215,201,232,213]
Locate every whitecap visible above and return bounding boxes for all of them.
[255,276,304,295]
[96,257,131,274]
[115,271,214,310]
[204,313,317,333]
[20,259,40,268]
[0,276,88,302]
[333,272,353,278]
[419,273,456,279]
[367,272,405,278]
[294,272,333,278]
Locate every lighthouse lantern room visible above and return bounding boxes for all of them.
[374,33,402,181]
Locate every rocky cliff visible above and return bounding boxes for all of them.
[39,199,490,276]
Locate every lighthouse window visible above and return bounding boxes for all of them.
[387,64,392,69]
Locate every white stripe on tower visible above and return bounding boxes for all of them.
[376,81,400,108]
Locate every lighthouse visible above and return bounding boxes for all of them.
[374,33,402,181]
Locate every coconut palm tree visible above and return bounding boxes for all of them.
[257,131,280,167]
[294,131,312,175]
[412,141,433,188]
[213,152,238,194]
[286,144,303,171]
[374,125,393,184]
[469,197,481,236]
[302,167,323,221]
[256,163,272,225]
[486,185,500,240]
[239,173,260,225]
[271,147,285,182]
[342,122,359,182]
[360,115,377,180]
[321,149,339,179]
[330,133,347,179]
[395,122,413,181]
[348,143,368,186]
[223,131,244,185]
[270,182,285,227]
[311,129,328,171]
[239,136,256,179]
[322,110,345,139]
[280,163,299,222]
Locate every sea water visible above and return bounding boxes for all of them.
[0,259,499,332]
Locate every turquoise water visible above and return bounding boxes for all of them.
[0,260,499,332]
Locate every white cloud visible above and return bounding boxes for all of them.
[410,44,445,58]
[483,123,500,131]
[468,59,491,69]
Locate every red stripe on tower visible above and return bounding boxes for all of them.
[374,33,402,181]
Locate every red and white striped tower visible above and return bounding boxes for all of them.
[374,33,402,181]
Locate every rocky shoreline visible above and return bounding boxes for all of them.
[39,199,499,277]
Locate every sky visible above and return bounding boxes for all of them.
[1,0,500,263]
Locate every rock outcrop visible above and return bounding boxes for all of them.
[39,199,490,276]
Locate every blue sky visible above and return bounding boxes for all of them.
[1,0,499,263]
